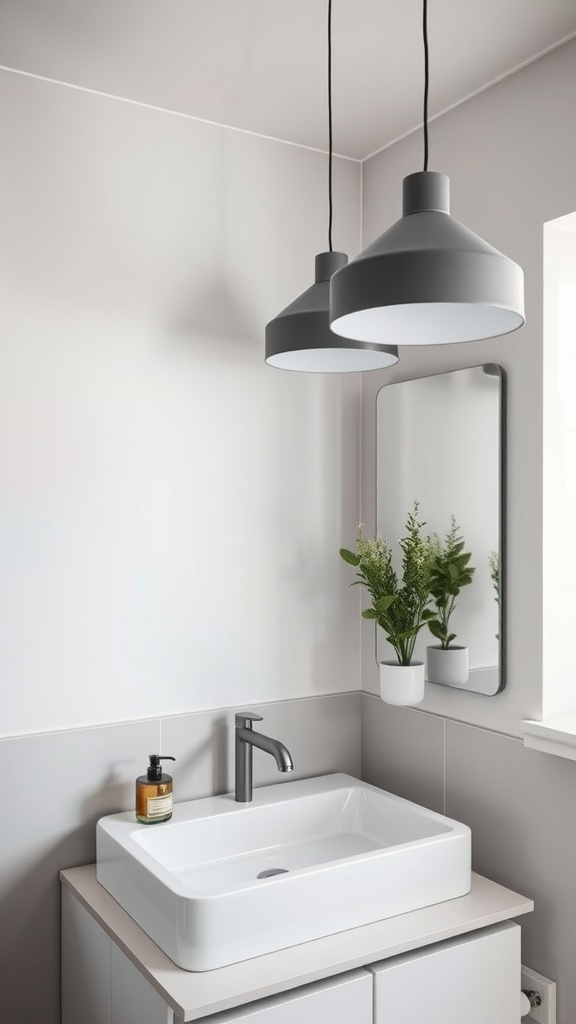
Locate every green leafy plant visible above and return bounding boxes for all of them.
[427,517,475,650]
[340,502,435,666]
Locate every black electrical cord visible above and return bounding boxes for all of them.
[328,0,334,251]
[423,0,430,171]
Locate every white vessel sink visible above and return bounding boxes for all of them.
[96,773,471,971]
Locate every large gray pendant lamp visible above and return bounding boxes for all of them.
[330,0,525,346]
[265,1,398,371]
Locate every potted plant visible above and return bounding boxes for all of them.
[426,517,475,686]
[340,502,435,706]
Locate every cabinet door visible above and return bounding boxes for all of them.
[111,943,173,1024]
[369,922,520,1024]
[201,969,373,1024]
[63,889,173,1024]
[62,886,111,1024]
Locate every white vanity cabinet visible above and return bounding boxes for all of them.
[369,922,520,1024]
[195,971,373,1024]
[62,886,372,1024]
[197,923,521,1024]
[61,867,532,1024]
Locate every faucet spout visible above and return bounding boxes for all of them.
[237,728,294,773]
[234,712,294,802]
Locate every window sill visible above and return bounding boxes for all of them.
[521,715,576,761]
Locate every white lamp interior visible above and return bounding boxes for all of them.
[266,347,399,372]
[331,303,525,346]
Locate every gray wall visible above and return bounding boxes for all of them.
[2,693,360,1023]
[360,37,576,736]
[361,695,575,1024]
[360,38,576,1024]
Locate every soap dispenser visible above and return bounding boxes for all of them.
[136,755,176,824]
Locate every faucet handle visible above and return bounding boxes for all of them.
[235,711,263,729]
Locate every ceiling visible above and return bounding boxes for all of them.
[1,0,576,160]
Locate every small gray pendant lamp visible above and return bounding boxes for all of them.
[265,1,398,371]
[329,0,525,346]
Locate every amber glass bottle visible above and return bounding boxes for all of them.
[135,755,176,823]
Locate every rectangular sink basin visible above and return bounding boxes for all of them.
[96,773,471,971]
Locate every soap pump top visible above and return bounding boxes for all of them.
[145,754,175,781]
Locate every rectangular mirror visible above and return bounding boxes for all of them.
[376,364,505,696]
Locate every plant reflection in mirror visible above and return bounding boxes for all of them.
[489,550,500,604]
[427,518,475,650]
[340,501,435,666]
[489,549,500,639]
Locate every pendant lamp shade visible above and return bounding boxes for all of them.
[265,251,398,372]
[330,171,525,346]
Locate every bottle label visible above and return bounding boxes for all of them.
[146,793,172,819]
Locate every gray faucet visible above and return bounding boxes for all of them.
[235,711,294,802]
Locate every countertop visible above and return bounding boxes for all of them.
[60,865,533,1021]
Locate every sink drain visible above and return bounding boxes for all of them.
[257,867,289,879]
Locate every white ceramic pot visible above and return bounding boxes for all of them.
[378,661,426,706]
[426,645,469,686]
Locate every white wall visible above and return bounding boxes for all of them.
[0,59,364,1023]
[0,68,362,736]
[3,27,576,1024]
[543,215,576,717]
[360,38,576,736]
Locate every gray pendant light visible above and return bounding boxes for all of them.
[265,1,398,372]
[330,0,525,347]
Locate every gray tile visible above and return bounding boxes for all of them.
[360,694,445,813]
[445,721,576,1024]
[162,692,362,801]
[1,718,159,1024]
[160,706,232,801]
[1,696,360,1023]
[234,693,362,787]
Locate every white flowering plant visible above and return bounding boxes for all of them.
[340,502,435,666]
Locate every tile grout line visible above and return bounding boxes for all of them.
[362,691,524,743]
[443,717,446,815]
[0,690,359,742]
